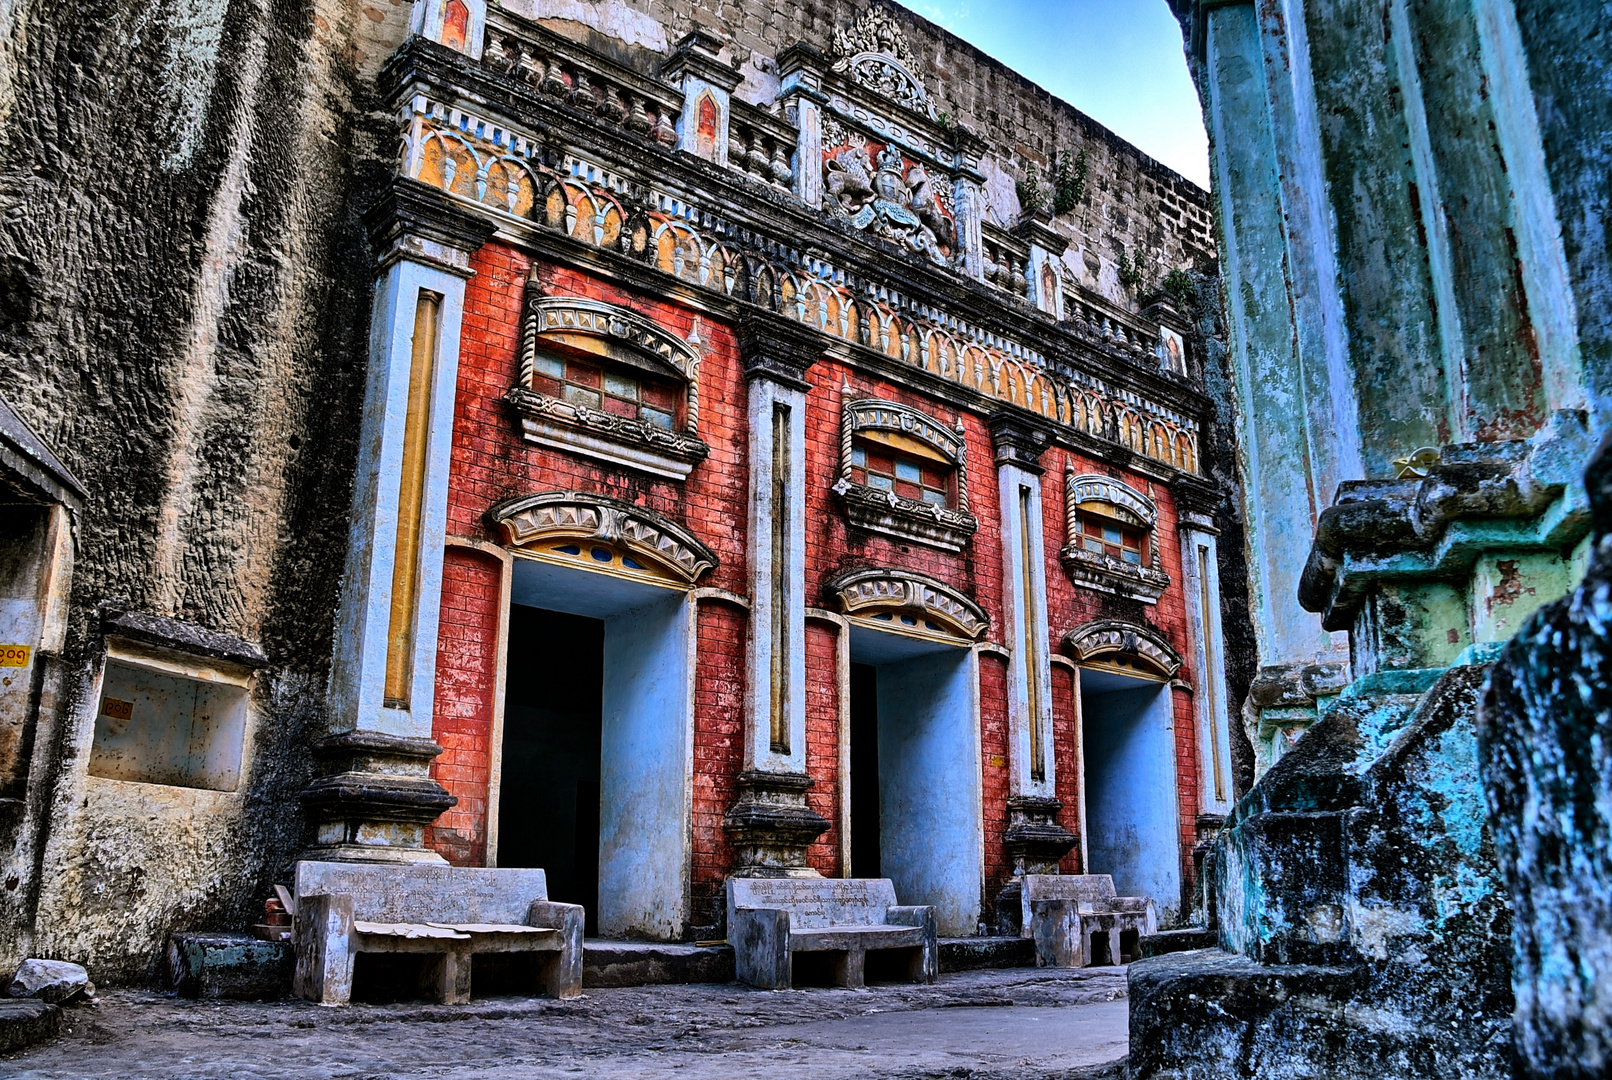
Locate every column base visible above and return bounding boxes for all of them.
[722,771,830,877]
[996,795,1079,934]
[299,731,456,865]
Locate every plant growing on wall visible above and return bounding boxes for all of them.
[1116,245,1144,290]
[1017,162,1047,216]
[1162,267,1194,305]
[1052,149,1088,216]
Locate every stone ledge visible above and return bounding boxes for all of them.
[582,941,734,988]
[0,999,62,1055]
[1136,928,1216,959]
[938,936,1035,972]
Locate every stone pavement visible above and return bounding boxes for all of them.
[2,966,1130,1079]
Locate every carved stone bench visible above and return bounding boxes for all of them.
[292,861,583,1005]
[1020,874,1157,967]
[727,877,938,990]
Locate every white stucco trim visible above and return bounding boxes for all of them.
[329,261,467,740]
[1181,528,1234,815]
[744,379,808,774]
[998,464,1054,799]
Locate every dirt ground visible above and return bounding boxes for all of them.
[3,966,1131,1080]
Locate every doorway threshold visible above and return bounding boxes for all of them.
[583,939,735,988]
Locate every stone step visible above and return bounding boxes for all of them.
[0,999,62,1054]
[1137,927,1217,958]
[938,936,1036,972]
[582,940,735,988]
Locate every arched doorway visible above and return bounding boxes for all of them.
[828,568,987,937]
[1065,621,1184,924]
[489,492,716,941]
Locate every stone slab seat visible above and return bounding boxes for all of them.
[291,861,583,1005]
[726,877,938,990]
[1019,874,1157,968]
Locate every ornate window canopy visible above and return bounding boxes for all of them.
[832,396,979,552]
[1064,620,1182,682]
[826,567,988,643]
[489,491,717,587]
[505,291,710,481]
[1061,469,1170,604]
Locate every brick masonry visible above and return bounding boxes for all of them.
[431,240,1203,926]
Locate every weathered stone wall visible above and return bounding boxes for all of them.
[0,0,406,981]
[1479,434,1612,1079]
[512,0,1215,308]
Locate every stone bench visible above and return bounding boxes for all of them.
[292,861,583,1005]
[1020,874,1156,967]
[727,877,938,990]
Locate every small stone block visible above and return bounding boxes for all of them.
[0,1000,62,1054]
[167,932,294,1000]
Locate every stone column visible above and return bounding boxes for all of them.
[778,48,825,210]
[303,180,493,864]
[1175,495,1235,819]
[660,31,744,168]
[1198,0,1355,769]
[724,313,830,877]
[988,414,1076,929]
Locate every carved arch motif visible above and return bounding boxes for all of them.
[826,568,988,642]
[1066,473,1157,529]
[1063,620,1182,680]
[490,492,717,586]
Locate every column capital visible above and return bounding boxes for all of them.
[364,177,497,278]
[738,311,825,391]
[987,410,1054,472]
[659,30,745,93]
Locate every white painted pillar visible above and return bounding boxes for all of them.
[1180,515,1234,816]
[723,314,829,876]
[308,183,492,864]
[989,416,1056,800]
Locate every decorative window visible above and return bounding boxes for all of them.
[1074,512,1146,566]
[832,397,978,552]
[1061,471,1171,604]
[505,294,709,481]
[849,442,953,507]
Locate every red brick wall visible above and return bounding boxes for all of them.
[692,602,745,928]
[432,239,1205,920]
[428,546,502,865]
[804,620,841,876]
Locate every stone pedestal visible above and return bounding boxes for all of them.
[722,771,829,877]
[300,731,456,864]
[994,794,1078,934]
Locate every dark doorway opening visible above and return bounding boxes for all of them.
[499,605,603,935]
[849,662,881,878]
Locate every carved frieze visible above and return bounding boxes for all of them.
[824,143,955,264]
[490,491,718,585]
[830,7,936,120]
[826,567,988,641]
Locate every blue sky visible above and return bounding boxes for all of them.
[910,0,1210,187]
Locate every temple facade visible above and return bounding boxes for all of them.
[0,0,1227,979]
